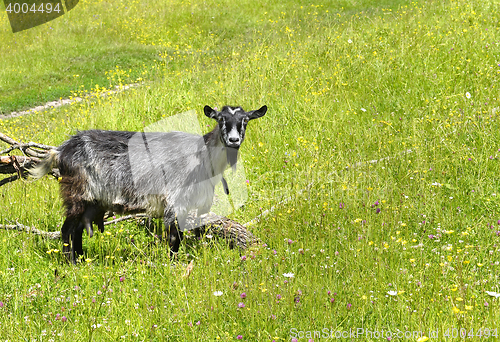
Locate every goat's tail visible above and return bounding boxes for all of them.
[29,149,59,180]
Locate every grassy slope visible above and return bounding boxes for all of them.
[0,0,159,114]
[1,0,500,340]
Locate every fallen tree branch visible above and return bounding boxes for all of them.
[1,132,56,184]
[0,132,18,145]
[0,132,55,155]
[0,212,260,250]
[0,174,20,186]
[186,212,260,250]
[1,155,37,174]
[0,155,59,180]
[103,213,156,225]
[0,142,55,156]
[0,222,61,239]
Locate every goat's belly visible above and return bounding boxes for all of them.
[91,190,162,217]
[144,195,168,217]
[173,180,215,218]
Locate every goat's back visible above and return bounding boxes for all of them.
[57,129,218,217]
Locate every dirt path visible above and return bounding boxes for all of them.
[0,83,141,120]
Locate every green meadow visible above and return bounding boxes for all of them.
[1,0,500,340]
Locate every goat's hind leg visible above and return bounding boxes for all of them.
[81,204,106,237]
[71,204,107,263]
[81,206,95,238]
[72,221,85,260]
[95,209,106,233]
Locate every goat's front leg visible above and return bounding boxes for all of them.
[168,222,183,257]
[164,209,183,257]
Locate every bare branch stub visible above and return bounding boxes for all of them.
[0,132,18,146]
[0,132,55,157]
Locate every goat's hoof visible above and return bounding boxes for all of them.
[169,251,180,260]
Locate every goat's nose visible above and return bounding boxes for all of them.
[229,137,240,143]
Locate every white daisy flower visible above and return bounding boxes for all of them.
[485,291,500,298]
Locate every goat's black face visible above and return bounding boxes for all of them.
[204,105,267,149]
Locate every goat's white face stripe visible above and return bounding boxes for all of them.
[227,107,241,115]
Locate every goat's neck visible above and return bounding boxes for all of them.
[203,125,234,177]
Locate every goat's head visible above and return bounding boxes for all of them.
[203,105,267,149]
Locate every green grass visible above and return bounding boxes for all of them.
[0,1,160,114]
[0,41,158,114]
[2,0,500,341]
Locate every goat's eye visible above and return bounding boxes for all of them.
[243,118,249,124]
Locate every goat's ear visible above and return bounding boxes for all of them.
[204,105,218,119]
[248,105,267,120]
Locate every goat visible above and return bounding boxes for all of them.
[30,105,267,263]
